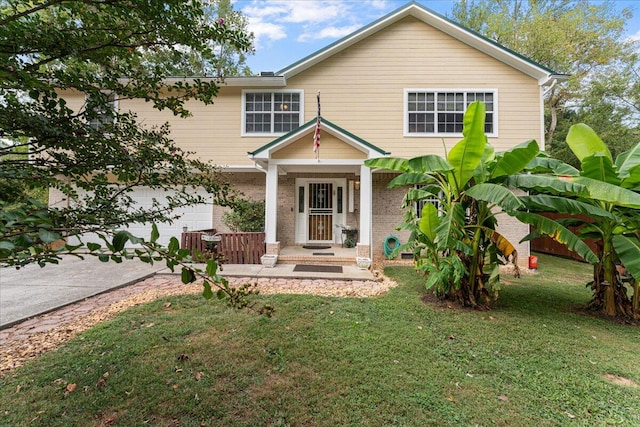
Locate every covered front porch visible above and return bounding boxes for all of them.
[248,118,389,269]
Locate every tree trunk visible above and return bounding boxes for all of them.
[602,238,617,316]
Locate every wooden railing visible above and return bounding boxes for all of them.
[180,230,265,264]
[180,229,216,262]
[216,232,265,264]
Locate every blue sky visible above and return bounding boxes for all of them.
[233,0,640,74]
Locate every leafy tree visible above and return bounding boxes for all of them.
[0,1,270,313]
[451,0,637,144]
[366,102,594,308]
[141,0,254,77]
[523,124,640,318]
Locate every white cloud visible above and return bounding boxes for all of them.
[364,0,389,10]
[297,24,361,42]
[630,29,640,42]
[248,20,287,48]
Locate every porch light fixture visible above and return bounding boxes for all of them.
[354,181,360,190]
[278,103,289,111]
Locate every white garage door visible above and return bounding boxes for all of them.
[124,187,214,246]
[68,187,213,247]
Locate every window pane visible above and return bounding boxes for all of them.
[246,113,271,133]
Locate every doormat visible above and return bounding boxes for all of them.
[313,252,334,256]
[302,245,331,250]
[293,265,343,273]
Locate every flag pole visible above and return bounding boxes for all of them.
[313,91,321,161]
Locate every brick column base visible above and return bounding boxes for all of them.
[266,241,281,256]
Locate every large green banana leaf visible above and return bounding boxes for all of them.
[519,195,616,220]
[514,211,599,264]
[447,101,487,190]
[525,156,580,175]
[612,235,640,282]
[436,202,466,251]
[506,174,588,196]
[569,176,640,209]
[465,183,524,213]
[580,154,620,185]
[419,202,439,243]
[490,139,539,179]
[388,173,437,188]
[364,157,408,172]
[407,155,453,174]
[566,123,612,163]
[616,144,640,179]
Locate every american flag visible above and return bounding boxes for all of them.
[313,92,321,158]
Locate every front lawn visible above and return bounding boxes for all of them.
[1,254,639,426]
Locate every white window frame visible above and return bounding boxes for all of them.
[404,89,498,137]
[85,92,118,131]
[415,186,444,219]
[241,89,304,136]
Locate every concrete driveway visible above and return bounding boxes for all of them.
[0,256,164,328]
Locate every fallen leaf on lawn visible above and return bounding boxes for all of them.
[489,316,495,320]
[566,412,576,419]
[178,353,189,361]
[498,395,509,402]
[145,322,155,328]
[172,384,179,390]
[164,302,172,308]
[96,378,106,388]
[466,373,474,378]
[66,383,77,393]
[103,372,110,379]
[195,372,203,381]
[175,367,183,373]
[15,385,21,393]
[448,335,455,340]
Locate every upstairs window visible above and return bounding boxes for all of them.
[405,90,496,136]
[243,91,303,135]
[86,92,118,131]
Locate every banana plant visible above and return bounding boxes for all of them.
[366,102,595,307]
[520,124,640,318]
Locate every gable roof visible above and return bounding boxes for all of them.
[277,1,567,86]
[248,117,389,161]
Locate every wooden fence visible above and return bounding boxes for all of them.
[530,213,600,262]
[180,230,265,264]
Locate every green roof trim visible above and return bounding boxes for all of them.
[277,1,561,78]
[248,117,390,157]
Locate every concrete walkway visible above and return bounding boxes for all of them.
[0,256,374,329]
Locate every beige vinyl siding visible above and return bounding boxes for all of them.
[59,15,543,164]
[272,133,366,160]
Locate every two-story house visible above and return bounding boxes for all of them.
[54,2,566,269]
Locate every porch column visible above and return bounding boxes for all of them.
[264,163,279,255]
[357,164,372,262]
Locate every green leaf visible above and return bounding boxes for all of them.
[168,237,179,254]
[447,101,487,190]
[514,212,598,264]
[506,174,588,196]
[465,183,524,213]
[419,203,439,243]
[0,241,15,251]
[216,289,226,300]
[616,144,640,179]
[206,259,218,276]
[519,195,615,220]
[407,155,453,173]
[566,123,612,163]
[612,235,640,282]
[525,156,580,175]
[202,280,214,299]
[112,231,129,252]
[364,157,409,172]
[490,139,539,179]
[38,229,61,244]
[388,173,437,188]
[580,154,620,185]
[569,176,640,209]
[87,242,101,251]
[181,267,196,284]
[150,223,160,243]
[436,202,465,250]
[98,254,110,262]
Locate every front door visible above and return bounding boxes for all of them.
[308,182,333,241]
[295,178,346,244]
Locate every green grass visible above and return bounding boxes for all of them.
[1,254,640,426]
